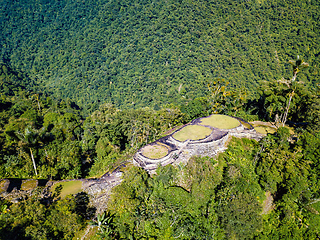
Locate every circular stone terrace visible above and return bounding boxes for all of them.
[134,114,258,172]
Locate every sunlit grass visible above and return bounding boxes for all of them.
[142,144,169,159]
[52,180,83,199]
[200,114,240,129]
[173,125,212,142]
[254,126,276,134]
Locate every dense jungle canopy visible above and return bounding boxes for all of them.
[1,0,320,239]
[0,0,319,109]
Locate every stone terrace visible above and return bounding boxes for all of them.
[133,114,263,173]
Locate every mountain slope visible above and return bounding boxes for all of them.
[1,0,319,109]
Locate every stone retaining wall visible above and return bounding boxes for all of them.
[133,115,264,173]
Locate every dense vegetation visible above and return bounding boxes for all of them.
[0,63,189,179]
[1,0,319,109]
[106,132,320,239]
[0,0,320,239]
[0,58,319,238]
[0,189,94,239]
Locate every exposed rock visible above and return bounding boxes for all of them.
[82,170,123,214]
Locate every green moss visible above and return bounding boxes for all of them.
[173,125,212,142]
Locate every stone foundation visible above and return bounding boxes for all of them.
[133,115,263,173]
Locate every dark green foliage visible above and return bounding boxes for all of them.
[180,97,210,121]
[215,138,264,239]
[107,139,265,239]
[0,64,189,179]
[0,189,88,240]
[0,82,86,178]
[106,128,320,239]
[1,0,319,109]
[0,1,319,234]
[0,63,28,96]
[217,192,262,239]
[90,211,117,239]
[75,192,96,220]
[250,79,319,126]
[108,164,220,239]
[256,128,308,196]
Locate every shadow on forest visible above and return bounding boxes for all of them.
[5,178,48,192]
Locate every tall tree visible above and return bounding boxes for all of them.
[14,126,46,176]
[281,56,309,126]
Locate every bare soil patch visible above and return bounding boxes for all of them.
[262,191,274,214]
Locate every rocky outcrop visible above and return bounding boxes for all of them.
[82,170,123,214]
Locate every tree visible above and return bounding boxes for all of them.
[14,126,46,176]
[207,79,248,116]
[281,56,309,126]
[89,211,115,239]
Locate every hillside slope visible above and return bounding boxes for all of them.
[1,0,319,109]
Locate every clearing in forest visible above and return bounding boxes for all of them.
[173,125,212,142]
[200,114,240,129]
[52,180,83,199]
[142,144,169,159]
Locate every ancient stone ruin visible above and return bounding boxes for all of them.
[133,114,263,173]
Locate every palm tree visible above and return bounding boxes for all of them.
[89,211,114,239]
[15,126,47,176]
[281,56,309,126]
[289,55,309,82]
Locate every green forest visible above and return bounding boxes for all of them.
[0,0,319,109]
[0,0,320,239]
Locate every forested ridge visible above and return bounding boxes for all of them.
[0,0,319,109]
[1,0,320,239]
[0,59,319,238]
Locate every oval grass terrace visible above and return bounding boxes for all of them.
[172,125,212,142]
[199,114,240,129]
[141,143,169,159]
[134,114,259,173]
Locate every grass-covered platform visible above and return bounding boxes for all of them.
[134,113,262,173]
[200,114,240,129]
[254,126,277,135]
[173,125,212,142]
[21,180,38,191]
[52,180,83,199]
[142,144,169,159]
